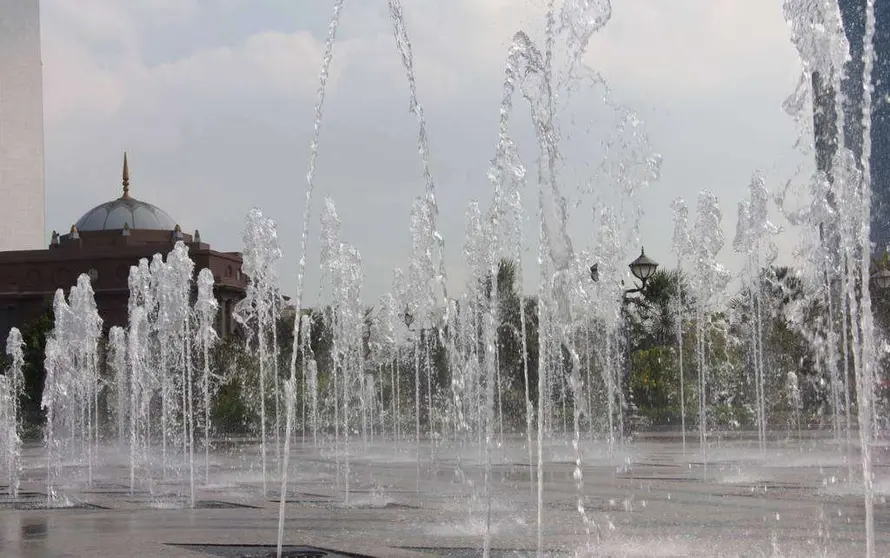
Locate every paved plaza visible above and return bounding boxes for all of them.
[1,434,888,557]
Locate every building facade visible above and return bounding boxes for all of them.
[838,0,890,251]
[0,0,46,251]
[0,156,246,340]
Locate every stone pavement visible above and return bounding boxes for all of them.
[1,436,888,557]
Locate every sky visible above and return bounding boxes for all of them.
[40,0,810,304]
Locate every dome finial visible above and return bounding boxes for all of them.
[121,152,130,199]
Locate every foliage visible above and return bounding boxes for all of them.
[630,346,682,422]
[728,266,820,426]
[19,310,54,435]
[627,269,692,351]
[12,256,875,438]
[493,259,537,425]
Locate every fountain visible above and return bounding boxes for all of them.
[1,328,24,497]
[41,276,103,494]
[195,268,220,484]
[234,207,284,497]
[670,199,691,454]
[734,172,781,455]
[0,0,887,556]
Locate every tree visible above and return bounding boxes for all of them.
[482,259,540,428]
[623,269,693,424]
[19,310,53,435]
[729,265,818,426]
[626,268,691,351]
[211,337,255,434]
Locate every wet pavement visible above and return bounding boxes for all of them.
[1,434,888,557]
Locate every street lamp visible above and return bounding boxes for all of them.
[588,247,659,295]
[589,247,659,437]
[872,268,890,289]
[628,247,659,288]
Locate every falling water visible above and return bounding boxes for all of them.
[42,276,103,494]
[671,199,691,453]
[389,0,450,480]
[278,0,346,553]
[126,261,153,496]
[315,197,367,503]
[461,198,500,556]
[1,328,24,497]
[691,192,728,473]
[591,207,627,452]
[781,0,853,459]
[733,172,780,454]
[853,1,878,554]
[506,149,536,489]
[486,31,534,475]
[195,268,219,484]
[0,375,20,499]
[335,243,363,505]
[166,243,197,506]
[320,198,344,487]
[369,293,399,442]
[108,327,128,447]
[152,254,173,477]
[786,370,803,444]
[782,1,879,553]
[33,243,217,505]
[299,314,318,446]
[462,205,487,454]
[41,336,61,503]
[481,222,498,558]
[492,26,554,554]
[111,243,216,502]
[406,197,444,479]
[479,0,619,549]
[126,304,148,496]
[235,208,283,497]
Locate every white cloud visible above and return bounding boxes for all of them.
[42,0,139,55]
[583,0,801,96]
[124,30,327,108]
[36,0,810,301]
[41,32,125,126]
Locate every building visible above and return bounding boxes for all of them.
[830,1,890,251]
[842,0,890,253]
[0,0,46,250]
[0,155,246,339]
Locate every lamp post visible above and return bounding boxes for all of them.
[591,247,659,436]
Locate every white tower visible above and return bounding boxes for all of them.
[0,0,45,251]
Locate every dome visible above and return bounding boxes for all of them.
[74,152,179,232]
[75,196,177,232]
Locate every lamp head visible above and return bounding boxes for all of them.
[629,247,658,284]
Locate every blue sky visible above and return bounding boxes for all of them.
[40,0,809,302]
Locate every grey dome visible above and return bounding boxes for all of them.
[75,196,178,232]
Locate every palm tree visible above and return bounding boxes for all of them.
[481,258,538,427]
[729,265,818,424]
[627,268,691,350]
[621,269,692,422]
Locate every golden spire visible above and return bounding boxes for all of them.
[121,152,130,199]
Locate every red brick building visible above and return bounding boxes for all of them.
[0,154,246,339]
